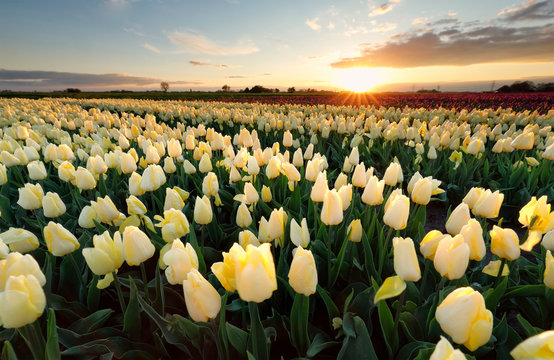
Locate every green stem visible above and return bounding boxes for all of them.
[113,271,127,314]
[392,291,405,343]
[140,262,150,301]
[17,320,45,360]
[69,252,87,289]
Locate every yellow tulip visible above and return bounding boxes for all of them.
[445,203,471,235]
[238,230,260,248]
[163,239,198,285]
[462,187,484,210]
[194,196,213,225]
[510,330,554,359]
[459,219,485,261]
[74,167,97,190]
[167,138,182,158]
[0,252,46,291]
[211,243,245,292]
[128,172,145,196]
[310,171,329,203]
[374,275,406,303]
[383,190,410,230]
[82,231,124,275]
[261,185,272,203]
[183,268,221,322]
[411,177,433,205]
[78,205,98,229]
[235,243,277,302]
[393,237,421,282]
[430,336,467,360]
[0,275,46,328]
[361,175,385,206]
[288,247,317,296]
[490,226,520,261]
[435,287,493,351]
[283,130,293,147]
[155,209,191,242]
[347,219,362,243]
[141,164,166,192]
[122,226,155,266]
[321,189,343,226]
[290,218,310,248]
[17,183,44,210]
[43,221,80,256]
[544,250,554,289]
[383,162,402,186]
[27,160,47,180]
[511,131,534,150]
[92,195,121,224]
[202,172,219,197]
[42,192,66,218]
[472,189,504,219]
[236,202,252,228]
[433,235,469,280]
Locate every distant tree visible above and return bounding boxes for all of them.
[287,87,295,93]
[160,82,169,92]
[65,88,81,93]
[249,85,272,93]
[274,88,280,93]
[537,82,554,92]
[497,81,536,93]
[222,84,231,92]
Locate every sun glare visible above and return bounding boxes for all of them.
[335,68,385,93]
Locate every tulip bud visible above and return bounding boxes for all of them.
[430,336,467,360]
[283,130,293,147]
[290,218,310,248]
[163,157,177,174]
[347,219,362,242]
[383,190,410,230]
[472,190,504,219]
[445,203,471,235]
[122,226,155,266]
[74,167,97,190]
[163,239,198,285]
[542,229,554,251]
[511,131,534,150]
[459,219,485,261]
[238,230,260,248]
[211,243,244,292]
[164,187,185,211]
[202,172,219,197]
[58,161,76,183]
[261,185,272,203]
[87,155,108,174]
[0,275,46,328]
[0,252,46,291]
[129,172,145,196]
[544,250,554,289]
[194,196,213,225]
[411,177,433,205]
[420,230,448,260]
[435,287,493,351]
[42,192,66,218]
[236,202,253,228]
[235,243,277,302]
[126,195,147,215]
[0,228,39,253]
[27,160,47,180]
[288,247,318,296]
[92,195,121,224]
[83,231,124,275]
[155,209,191,242]
[462,187,484,210]
[120,152,137,174]
[361,176,385,206]
[311,171,329,202]
[44,221,80,256]
[17,183,44,210]
[510,330,554,359]
[183,268,221,322]
[393,237,421,281]
[141,164,166,192]
[383,162,402,186]
[266,156,281,179]
[433,235,469,280]
[167,138,182,158]
[489,225,520,261]
[321,189,343,226]
[0,164,7,186]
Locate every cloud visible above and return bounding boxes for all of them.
[369,4,392,16]
[227,75,247,78]
[305,17,321,31]
[327,22,335,30]
[371,22,397,32]
[189,60,230,68]
[106,0,139,7]
[143,43,160,53]
[330,23,554,68]
[412,17,428,25]
[499,0,554,21]
[168,31,258,56]
[0,69,201,90]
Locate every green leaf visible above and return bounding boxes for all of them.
[316,285,340,320]
[123,277,141,340]
[2,340,18,360]
[484,276,508,310]
[216,293,230,360]
[45,309,61,360]
[504,285,545,298]
[306,333,340,358]
[516,314,541,337]
[290,294,310,355]
[247,302,269,360]
[68,309,113,334]
[226,323,248,355]
[336,316,378,360]
[0,194,15,224]
[377,300,395,357]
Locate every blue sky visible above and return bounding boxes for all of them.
[1,0,553,91]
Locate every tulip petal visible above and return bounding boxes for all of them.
[374,276,406,303]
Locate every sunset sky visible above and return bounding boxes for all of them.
[1,0,553,92]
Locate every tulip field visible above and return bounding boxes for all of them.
[1,97,554,359]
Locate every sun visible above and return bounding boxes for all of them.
[335,68,385,93]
